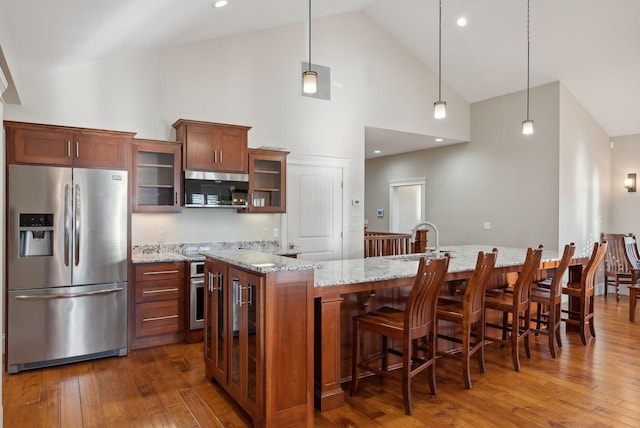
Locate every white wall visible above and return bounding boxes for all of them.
[609,133,640,235]
[558,83,611,258]
[366,82,560,249]
[3,12,470,258]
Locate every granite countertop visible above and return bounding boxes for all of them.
[131,240,290,264]
[201,249,318,274]
[313,245,563,288]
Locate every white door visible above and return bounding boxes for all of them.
[389,178,426,233]
[286,157,345,261]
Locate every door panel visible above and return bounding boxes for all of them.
[8,165,72,289]
[287,163,343,261]
[7,283,127,371]
[72,168,128,286]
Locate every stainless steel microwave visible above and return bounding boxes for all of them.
[184,170,249,208]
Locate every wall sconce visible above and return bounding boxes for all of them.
[625,173,636,192]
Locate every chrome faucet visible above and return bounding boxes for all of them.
[410,221,439,254]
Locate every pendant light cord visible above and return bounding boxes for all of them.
[438,0,442,102]
[308,0,312,72]
[526,0,530,120]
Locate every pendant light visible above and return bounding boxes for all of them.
[434,0,446,119]
[522,0,534,135]
[302,0,317,94]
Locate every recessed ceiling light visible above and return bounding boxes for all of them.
[374,150,381,154]
[435,138,443,142]
[213,0,228,8]
[456,17,467,27]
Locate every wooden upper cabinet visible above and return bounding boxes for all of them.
[245,148,288,213]
[172,119,250,173]
[4,121,134,169]
[131,138,182,213]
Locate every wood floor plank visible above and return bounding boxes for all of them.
[178,388,224,428]
[78,370,107,427]
[59,377,84,428]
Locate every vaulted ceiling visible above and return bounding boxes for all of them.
[2,0,639,156]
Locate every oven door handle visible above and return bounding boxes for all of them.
[191,278,205,285]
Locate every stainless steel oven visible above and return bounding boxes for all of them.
[189,261,205,330]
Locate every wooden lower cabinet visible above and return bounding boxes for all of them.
[204,259,314,427]
[132,261,187,349]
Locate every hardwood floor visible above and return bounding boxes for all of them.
[4,295,640,427]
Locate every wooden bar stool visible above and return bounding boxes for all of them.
[530,243,576,358]
[561,242,607,345]
[484,246,542,371]
[436,250,497,389]
[350,255,450,415]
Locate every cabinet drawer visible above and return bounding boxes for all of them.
[135,278,184,303]
[135,262,185,282]
[135,300,184,337]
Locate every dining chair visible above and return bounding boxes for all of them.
[562,241,607,345]
[436,250,497,389]
[484,246,542,371]
[350,255,450,415]
[530,242,576,358]
[602,232,636,302]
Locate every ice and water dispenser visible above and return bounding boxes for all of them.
[18,214,54,257]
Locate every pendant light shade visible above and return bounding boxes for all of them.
[302,0,317,94]
[434,101,447,119]
[522,0,534,135]
[303,70,317,94]
[434,0,446,119]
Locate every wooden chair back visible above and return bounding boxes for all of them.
[511,247,543,308]
[549,243,576,299]
[404,255,450,337]
[602,233,632,274]
[464,250,498,323]
[582,241,608,297]
[624,235,640,269]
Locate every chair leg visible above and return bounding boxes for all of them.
[535,303,543,335]
[501,312,508,341]
[511,317,521,372]
[427,333,437,395]
[350,320,360,396]
[616,280,621,303]
[477,317,486,374]
[555,304,563,349]
[523,311,531,359]
[588,297,596,339]
[462,324,473,389]
[381,336,388,372]
[402,341,412,415]
[548,303,557,358]
[579,301,587,346]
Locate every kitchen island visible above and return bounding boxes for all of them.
[311,244,589,411]
[200,249,317,428]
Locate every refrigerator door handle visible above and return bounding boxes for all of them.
[64,184,71,267]
[14,287,125,301]
[74,183,81,266]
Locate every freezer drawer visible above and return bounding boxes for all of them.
[8,283,128,373]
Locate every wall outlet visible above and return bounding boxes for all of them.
[158,230,166,243]
[483,222,491,230]
[273,228,279,238]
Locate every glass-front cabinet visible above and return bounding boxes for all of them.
[204,261,227,384]
[132,139,182,213]
[202,256,314,427]
[246,148,288,213]
[228,267,260,415]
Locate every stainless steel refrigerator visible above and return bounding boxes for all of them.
[7,164,128,373]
